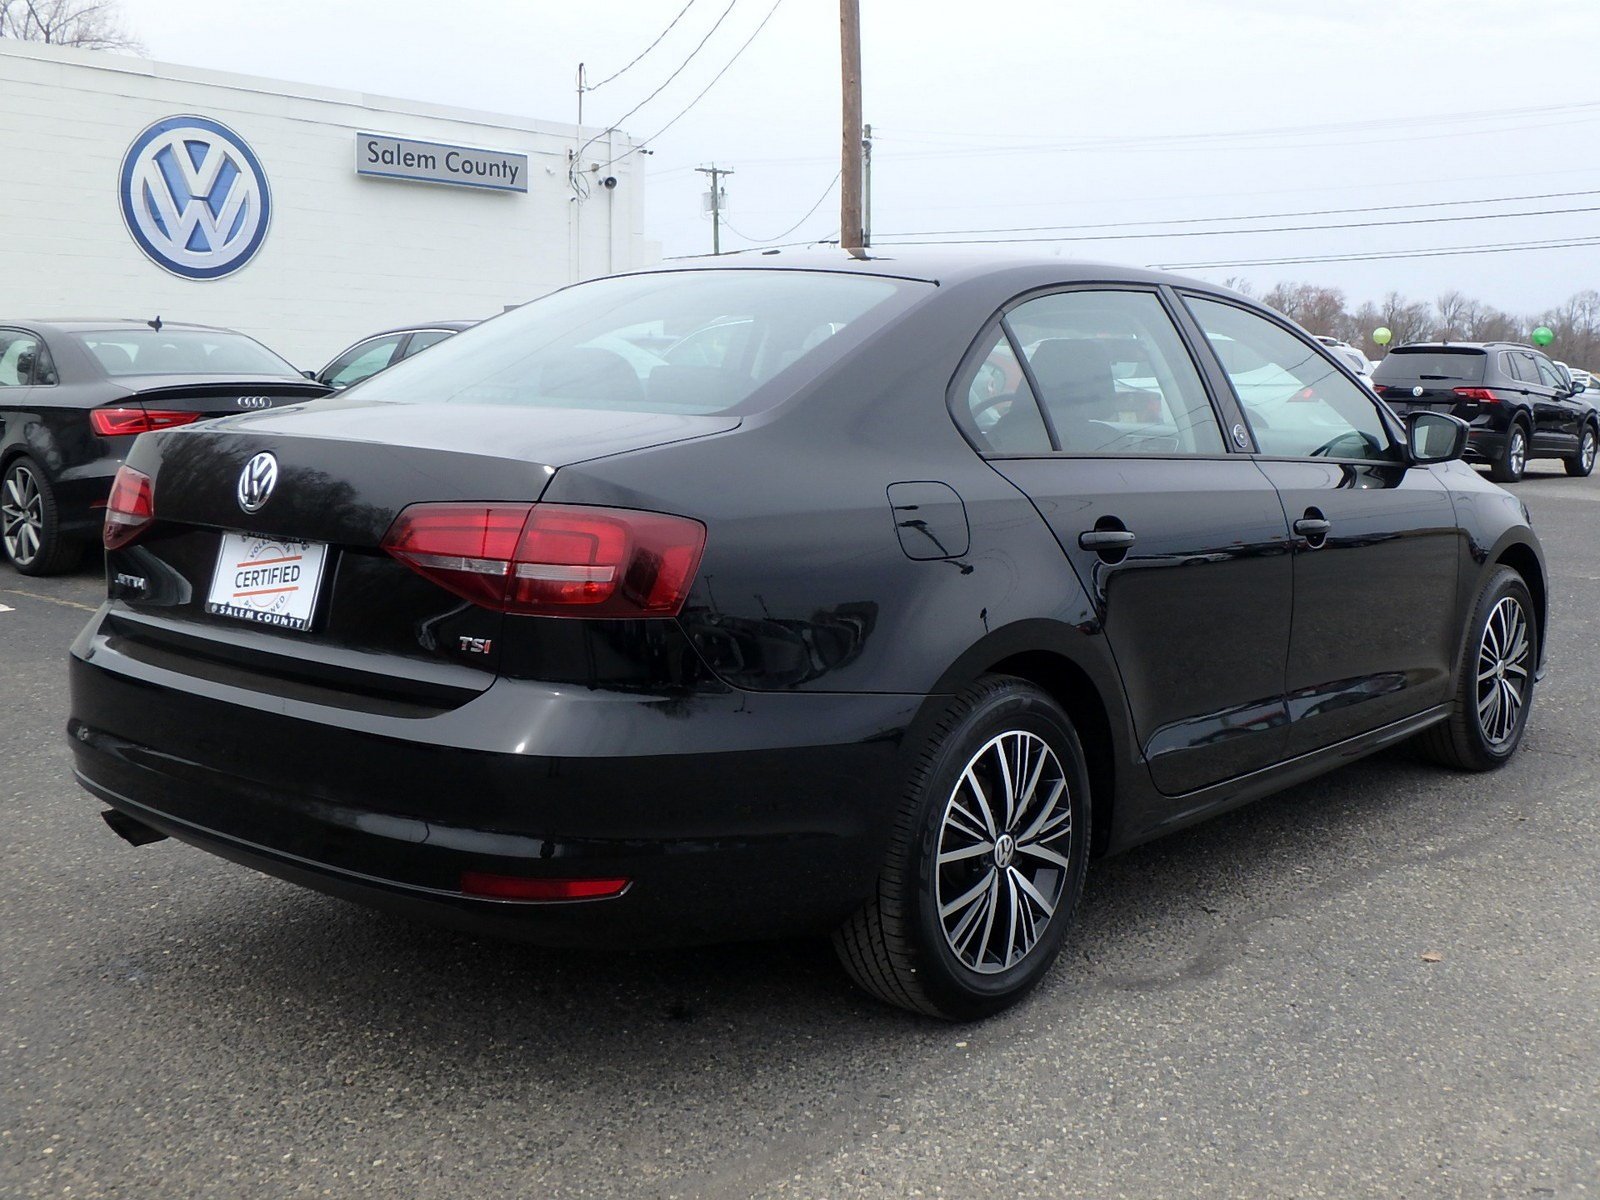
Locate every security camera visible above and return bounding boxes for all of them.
[601,175,618,190]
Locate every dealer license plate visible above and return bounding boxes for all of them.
[204,532,329,631]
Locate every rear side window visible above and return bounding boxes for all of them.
[1373,349,1486,384]
[0,330,44,387]
[1186,296,1398,463]
[1000,289,1225,455]
[956,326,1051,454]
[353,270,921,416]
[402,329,456,359]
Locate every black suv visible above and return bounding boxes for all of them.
[1374,342,1599,481]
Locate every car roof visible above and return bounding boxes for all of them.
[624,246,1214,293]
[0,319,243,336]
[358,320,477,338]
[1389,341,1536,352]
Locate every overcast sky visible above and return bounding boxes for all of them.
[121,0,1600,318]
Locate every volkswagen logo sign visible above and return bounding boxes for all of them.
[237,452,278,513]
[1412,386,1425,397]
[119,115,272,280]
[235,396,274,409]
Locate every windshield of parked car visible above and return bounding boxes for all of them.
[80,329,300,377]
[1373,349,1486,383]
[349,269,923,415]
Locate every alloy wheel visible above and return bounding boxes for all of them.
[1508,429,1527,478]
[1476,595,1531,747]
[1,464,44,566]
[935,730,1072,974]
[1583,430,1597,473]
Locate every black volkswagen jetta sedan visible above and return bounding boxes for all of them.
[69,254,1546,1018]
[0,320,329,574]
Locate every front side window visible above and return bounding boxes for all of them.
[1534,356,1565,390]
[1186,296,1398,462]
[1001,289,1225,455]
[325,335,405,387]
[353,270,921,416]
[0,331,43,387]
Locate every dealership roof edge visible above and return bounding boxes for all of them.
[0,38,631,148]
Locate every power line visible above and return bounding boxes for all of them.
[1158,235,1600,271]
[722,170,841,243]
[576,0,741,164]
[584,0,700,91]
[600,0,785,169]
[870,203,1600,247]
[874,188,1600,240]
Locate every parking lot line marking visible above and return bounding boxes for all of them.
[1,589,97,613]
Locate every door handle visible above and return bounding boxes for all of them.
[1078,529,1137,551]
[1293,516,1332,538]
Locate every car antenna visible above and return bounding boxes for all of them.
[148,315,163,332]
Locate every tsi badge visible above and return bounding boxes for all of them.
[119,115,272,280]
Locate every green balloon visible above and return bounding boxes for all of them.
[1532,326,1554,347]
[1372,327,1392,346]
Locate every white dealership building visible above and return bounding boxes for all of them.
[0,41,653,368]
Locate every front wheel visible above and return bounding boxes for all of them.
[2,456,82,576]
[833,677,1091,1019]
[1417,566,1537,771]
[1564,423,1597,477]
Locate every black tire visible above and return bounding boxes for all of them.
[1564,422,1597,477]
[1488,421,1528,483]
[1417,566,1537,771]
[833,676,1091,1020]
[1,456,83,576]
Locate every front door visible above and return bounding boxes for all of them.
[967,287,1293,796]
[1182,295,1462,755]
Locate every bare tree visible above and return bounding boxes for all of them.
[1434,289,1471,340]
[0,0,141,51]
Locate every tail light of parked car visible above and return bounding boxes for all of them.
[381,502,706,618]
[89,409,203,437]
[1452,388,1500,404]
[103,466,154,549]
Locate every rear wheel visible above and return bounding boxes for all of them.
[1417,566,1537,771]
[833,676,1091,1019]
[1488,422,1528,483]
[1564,423,1597,477]
[1,456,82,576]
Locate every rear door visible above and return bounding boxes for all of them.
[1531,353,1581,453]
[1181,295,1461,755]
[969,286,1293,796]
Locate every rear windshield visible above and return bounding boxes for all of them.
[1373,348,1486,384]
[80,329,299,377]
[350,269,924,415]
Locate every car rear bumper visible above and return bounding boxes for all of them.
[68,621,929,947]
[1464,428,1507,463]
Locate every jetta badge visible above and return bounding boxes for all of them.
[237,452,278,513]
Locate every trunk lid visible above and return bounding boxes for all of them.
[115,375,331,419]
[1373,349,1494,419]
[105,400,738,709]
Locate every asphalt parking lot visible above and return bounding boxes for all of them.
[3,462,1598,1200]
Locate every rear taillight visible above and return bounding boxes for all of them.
[103,466,154,549]
[1372,385,1389,395]
[1452,387,1499,403]
[381,502,706,618]
[90,408,202,437]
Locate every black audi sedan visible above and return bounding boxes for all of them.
[1373,340,1599,482]
[68,254,1546,1019]
[0,320,328,574]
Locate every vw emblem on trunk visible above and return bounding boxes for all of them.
[1412,386,1425,397]
[119,115,272,280]
[237,452,278,513]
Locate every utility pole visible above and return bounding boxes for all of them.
[839,0,863,252]
[696,164,732,255]
[572,62,586,283]
[861,122,873,248]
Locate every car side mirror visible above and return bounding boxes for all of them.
[1406,410,1468,465]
